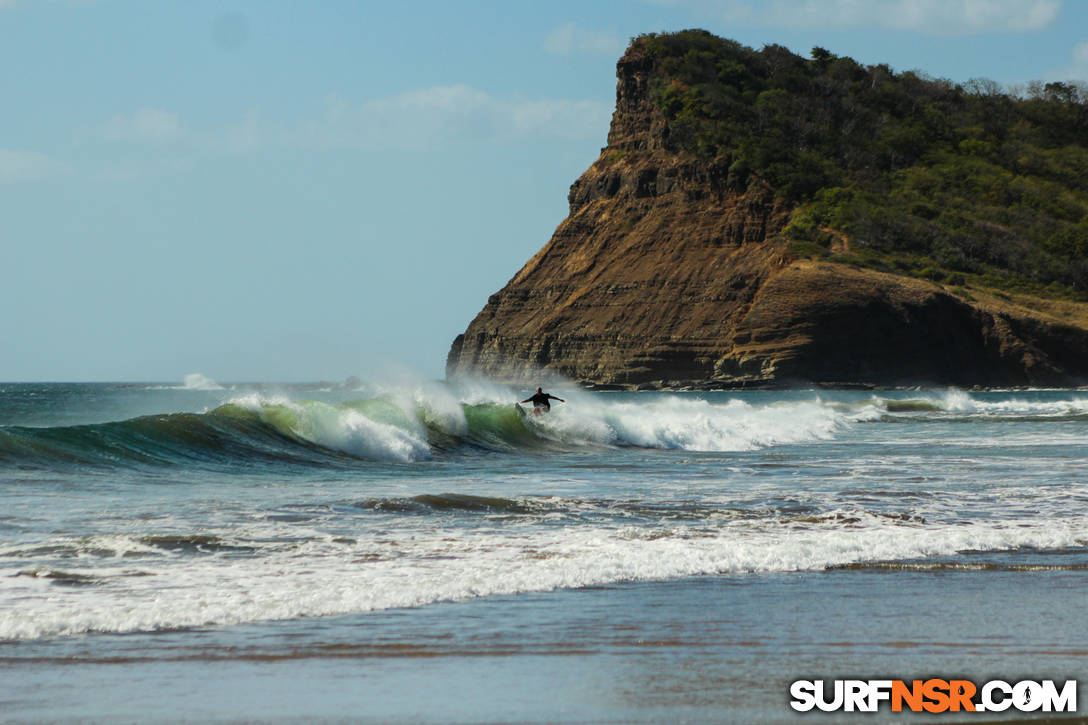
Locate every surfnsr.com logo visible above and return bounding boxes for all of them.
[790,679,1077,713]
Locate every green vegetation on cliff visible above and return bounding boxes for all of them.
[635,30,1088,297]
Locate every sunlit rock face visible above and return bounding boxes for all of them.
[447,40,1088,389]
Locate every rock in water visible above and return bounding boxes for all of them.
[446,34,1088,389]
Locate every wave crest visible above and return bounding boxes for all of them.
[24,385,1084,469]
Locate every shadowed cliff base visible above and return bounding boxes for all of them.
[447,31,1088,389]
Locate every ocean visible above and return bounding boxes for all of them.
[1,379,1086,723]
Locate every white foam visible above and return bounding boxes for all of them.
[224,392,295,411]
[878,389,1088,417]
[970,396,1088,416]
[313,407,431,463]
[939,388,973,412]
[537,394,851,452]
[212,384,1088,460]
[444,383,857,452]
[2,515,1084,640]
[405,381,469,438]
[219,386,855,458]
[217,393,432,462]
[180,373,223,391]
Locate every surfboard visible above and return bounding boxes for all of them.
[515,403,543,418]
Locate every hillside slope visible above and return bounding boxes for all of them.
[447,32,1088,388]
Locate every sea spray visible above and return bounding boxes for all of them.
[181,373,224,391]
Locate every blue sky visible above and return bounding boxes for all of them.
[3,0,1087,382]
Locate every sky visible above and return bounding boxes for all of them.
[3,0,1088,383]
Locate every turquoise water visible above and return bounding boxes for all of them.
[1,381,1086,722]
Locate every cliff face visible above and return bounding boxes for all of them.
[446,44,1088,388]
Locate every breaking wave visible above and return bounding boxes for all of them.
[180,373,224,391]
[2,508,1083,640]
[867,388,1088,421]
[4,386,1085,469]
[0,387,860,468]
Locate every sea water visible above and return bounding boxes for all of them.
[1,381,1086,723]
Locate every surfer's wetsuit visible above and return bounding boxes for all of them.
[521,390,564,414]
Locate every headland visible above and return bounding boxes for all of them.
[447,30,1088,389]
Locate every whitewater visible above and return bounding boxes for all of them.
[2,380,1087,722]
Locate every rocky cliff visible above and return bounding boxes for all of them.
[446,39,1088,388]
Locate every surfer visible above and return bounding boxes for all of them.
[520,387,565,416]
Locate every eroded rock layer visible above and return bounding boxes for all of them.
[446,44,1088,388]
